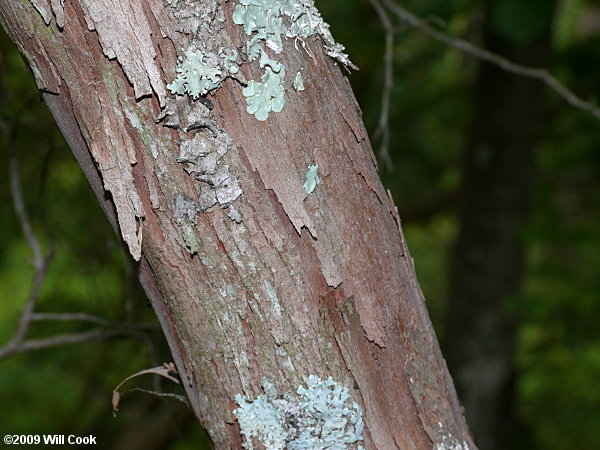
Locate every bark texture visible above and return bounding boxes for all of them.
[1,1,473,448]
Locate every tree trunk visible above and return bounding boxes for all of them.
[0,1,473,448]
[444,3,554,448]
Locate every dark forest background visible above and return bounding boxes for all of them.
[1,0,598,448]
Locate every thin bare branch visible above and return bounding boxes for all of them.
[112,363,181,412]
[1,113,161,363]
[124,388,190,408]
[31,312,114,327]
[30,312,160,331]
[6,153,54,348]
[381,0,600,121]
[36,142,57,256]
[369,0,395,170]
[0,328,146,360]
[1,68,45,356]
[9,155,44,269]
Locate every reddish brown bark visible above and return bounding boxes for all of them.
[0,1,474,448]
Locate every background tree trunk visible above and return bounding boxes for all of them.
[0,0,473,447]
[444,2,555,448]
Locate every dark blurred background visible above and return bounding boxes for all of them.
[1,0,598,449]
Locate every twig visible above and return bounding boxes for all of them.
[381,0,600,121]
[112,363,181,412]
[36,142,57,255]
[5,153,54,350]
[0,118,158,363]
[9,155,44,270]
[31,312,115,327]
[0,328,145,360]
[30,312,159,331]
[369,0,395,170]
[125,388,190,408]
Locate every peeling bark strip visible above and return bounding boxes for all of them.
[0,0,474,448]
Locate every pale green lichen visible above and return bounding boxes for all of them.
[233,0,352,65]
[259,49,283,72]
[243,67,286,121]
[233,0,286,54]
[168,45,240,98]
[181,226,200,254]
[292,375,364,448]
[234,375,364,449]
[281,1,353,67]
[167,0,351,120]
[235,395,288,449]
[233,0,353,121]
[293,71,305,91]
[167,46,223,98]
[303,164,319,194]
[220,48,240,74]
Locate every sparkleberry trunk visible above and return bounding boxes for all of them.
[0,1,474,448]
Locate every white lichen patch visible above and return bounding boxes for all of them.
[236,395,289,449]
[293,71,305,91]
[233,0,353,121]
[434,434,471,450]
[163,3,246,224]
[234,375,364,449]
[166,0,352,120]
[303,164,320,194]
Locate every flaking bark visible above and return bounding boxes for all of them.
[0,1,474,447]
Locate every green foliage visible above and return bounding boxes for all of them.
[513,103,600,449]
[491,0,555,46]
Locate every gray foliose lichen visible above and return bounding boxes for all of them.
[167,1,240,98]
[177,126,243,211]
[161,1,245,236]
[234,375,364,449]
[173,193,200,254]
[162,100,244,252]
[233,0,353,121]
[166,0,352,121]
